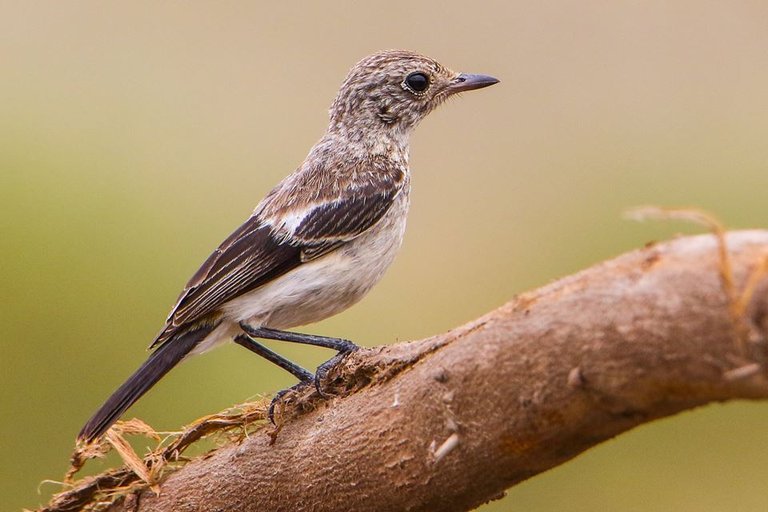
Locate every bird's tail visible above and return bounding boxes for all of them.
[77,324,214,443]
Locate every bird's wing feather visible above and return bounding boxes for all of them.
[151,172,404,347]
[292,186,401,261]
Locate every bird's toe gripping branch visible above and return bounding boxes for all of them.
[236,322,360,422]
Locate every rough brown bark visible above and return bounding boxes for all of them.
[109,230,768,512]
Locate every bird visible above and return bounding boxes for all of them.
[78,49,499,443]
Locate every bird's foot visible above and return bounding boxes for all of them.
[268,381,307,425]
[266,339,358,425]
[314,342,359,398]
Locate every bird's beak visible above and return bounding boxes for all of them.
[446,73,500,94]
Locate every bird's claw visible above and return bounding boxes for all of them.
[314,344,358,397]
[267,382,305,425]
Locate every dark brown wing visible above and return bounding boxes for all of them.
[151,180,403,347]
[293,187,400,261]
[150,219,301,347]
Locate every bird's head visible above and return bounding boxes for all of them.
[328,50,498,142]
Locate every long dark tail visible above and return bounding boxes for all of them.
[78,325,213,443]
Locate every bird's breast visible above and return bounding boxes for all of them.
[338,183,410,285]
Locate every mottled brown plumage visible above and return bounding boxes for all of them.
[79,50,498,442]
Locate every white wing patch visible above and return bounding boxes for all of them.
[276,209,313,235]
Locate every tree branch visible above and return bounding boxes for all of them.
[107,230,768,512]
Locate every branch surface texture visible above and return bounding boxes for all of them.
[109,230,768,512]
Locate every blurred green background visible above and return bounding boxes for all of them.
[3,2,768,511]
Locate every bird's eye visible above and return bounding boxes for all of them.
[404,72,430,93]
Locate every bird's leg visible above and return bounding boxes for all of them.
[233,334,314,382]
[239,323,357,352]
[238,323,358,396]
[233,334,314,424]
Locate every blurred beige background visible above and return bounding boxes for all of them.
[3,2,768,510]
